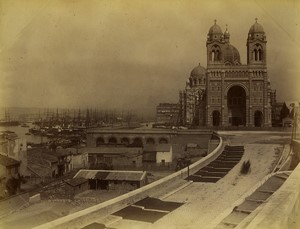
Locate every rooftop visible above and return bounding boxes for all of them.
[65,177,88,187]
[28,149,58,163]
[0,154,20,167]
[74,169,147,181]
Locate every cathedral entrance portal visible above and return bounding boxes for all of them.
[227,86,246,126]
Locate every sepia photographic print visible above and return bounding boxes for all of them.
[0,0,300,228]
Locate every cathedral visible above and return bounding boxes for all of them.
[179,19,275,127]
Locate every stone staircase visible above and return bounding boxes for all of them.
[187,145,244,183]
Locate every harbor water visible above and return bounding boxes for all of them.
[0,124,49,144]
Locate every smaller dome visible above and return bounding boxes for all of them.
[190,63,206,77]
[249,19,264,34]
[208,20,223,35]
[223,44,241,65]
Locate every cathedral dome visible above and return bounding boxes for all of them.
[190,63,206,77]
[208,22,223,35]
[249,20,265,34]
[223,44,241,65]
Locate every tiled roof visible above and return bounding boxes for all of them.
[0,154,20,167]
[27,164,52,178]
[28,149,58,163]
[53,148,72,157]
[65,178,88,187]
[74,169,146,181]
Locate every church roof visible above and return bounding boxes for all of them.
[223,43,241,65]
[190,63,206,77]
[249,19,265,34]
[208,21,223,35]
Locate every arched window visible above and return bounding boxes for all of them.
[215,50,220,61]
[121,137,130,145]
[254,44,263,61]
[159,138,168,144]
[108,137,117,145]
[211,45,221,62]
[258,49,262,61]
[132,137,143,147]
[146,138,155,144]
[254,49,258,61]
[96,137,105,146]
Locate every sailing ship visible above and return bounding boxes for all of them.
[0,110,20,126]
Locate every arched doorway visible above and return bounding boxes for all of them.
[254,110,263,127]
[227,86,246,126]
[212,110,221,126]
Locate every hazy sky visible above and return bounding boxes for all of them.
[0,0,299,115]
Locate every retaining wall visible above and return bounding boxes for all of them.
[34,136,223,229]
[245,163,300,229]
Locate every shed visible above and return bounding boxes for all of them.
[64,177,88,198]
[74,169,147,190]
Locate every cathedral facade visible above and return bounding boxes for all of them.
[179,19,274,127]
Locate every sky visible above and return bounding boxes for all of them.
[0,0,299,116]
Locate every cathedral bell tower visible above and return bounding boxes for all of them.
[206,20,224,66]
[247,18,267,65]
